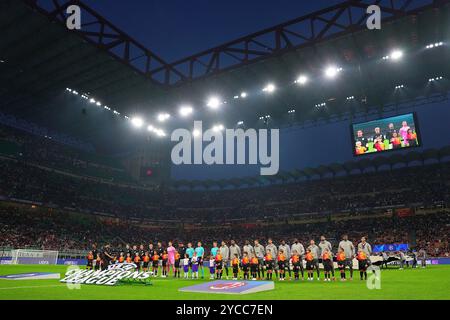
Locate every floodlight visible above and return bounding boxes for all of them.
[426,42,444,49]
[262,84,276,93]
[192,129,201,137]
[325,66,341,78]
[207,97,221,109]
[156,129,166,137]
[390,50,403,60]
[157,113,170,122]
[295,75,308,85]
[212,124,224,132]
[179,106,193,117]
[131,117,144,128]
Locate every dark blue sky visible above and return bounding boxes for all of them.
[82,0,344,62]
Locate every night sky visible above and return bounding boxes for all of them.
[82,0,344,62]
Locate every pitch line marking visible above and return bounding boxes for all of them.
[0,284,66,290]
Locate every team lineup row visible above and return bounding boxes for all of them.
[86,236,422,281]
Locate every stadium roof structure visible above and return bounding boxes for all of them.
[1,0,450,150]
[170,146,450,190]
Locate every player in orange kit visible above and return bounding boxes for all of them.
[336,248,347,281]
[277,250,287,281]
[231,254,240,280]
[264,250,274,280]
[357,249,369,281]
[215,253,223,279]
[241,252,250,280]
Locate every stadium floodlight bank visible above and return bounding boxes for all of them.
[10,249,58,265]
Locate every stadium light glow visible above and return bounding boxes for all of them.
[157,113,170,122]
[429,76,443,82]
[146,124,166,137]
[426,42,444,49]
[383,50,403,61]
[288,109,296,114]
[390,50,403,60]
[395,84,404,89]
[346,96,355,100]
[179,106,193,117]
[262,83,276,93]
[96,101,102,106]
[207,96,221,109]
[155,129,166,137]
[212,124,224,132]
[324,66,342,79]
[294,75,308,85]
[131,117,144,128]
[89,98,96,104]
[237,121,244,125]
[240,92,248,98]
[192,129,201,137]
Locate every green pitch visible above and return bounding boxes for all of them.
[0,264,449,300]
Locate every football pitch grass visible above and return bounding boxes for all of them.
[0,264,449,300]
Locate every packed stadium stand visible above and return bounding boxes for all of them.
[1,0,450,270]
[1,120,449,257]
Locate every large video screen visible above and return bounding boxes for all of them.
[352,113,420,156]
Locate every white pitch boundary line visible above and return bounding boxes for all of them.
[0,284,67,290]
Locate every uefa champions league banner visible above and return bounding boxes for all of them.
[373,244,409,252]
[60,263,152,286]
[58,258,87,265]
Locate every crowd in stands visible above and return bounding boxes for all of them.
[0,205,448,257]
[0,112,94,152]
[1,154,449,221]
[1,123,450,257]
[0,124,130,183]
[0,160,161,217]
